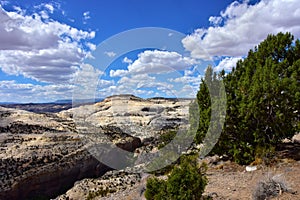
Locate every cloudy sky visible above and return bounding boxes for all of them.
[0,0,299,102]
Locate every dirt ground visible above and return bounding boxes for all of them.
[204,160,300,199]
[203,142,300,200]
[101,143,300,200]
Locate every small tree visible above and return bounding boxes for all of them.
[195,32,300,164]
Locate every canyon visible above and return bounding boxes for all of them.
[0,95,193,199]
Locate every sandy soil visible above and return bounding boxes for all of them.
[204,160,300,199]
[100,142,300,200]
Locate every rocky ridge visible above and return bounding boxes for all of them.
[60,94,192,140]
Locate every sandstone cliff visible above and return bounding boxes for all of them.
[0,95,193,199]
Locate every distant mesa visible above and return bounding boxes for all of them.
[0,94,193,114]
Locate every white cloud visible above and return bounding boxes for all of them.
[182,0,300,60]
[83,11,91,24]
[214,57,243,72]
[110,69,128,77]
[104,51,116,57]
[108,50,197,78]
[0,80,74,103]
[170,84,198,98]
[83,11,90,20]
[73,63,103,87]
[107,50,200,98]
[87,42,96,51]
[118,74,155,85]
[98,73,176,98]
[127,50,197,74]
[39,10,49,19]
[169,74,202,87]
[12,6,24,14]
[209,16,222,26]
[122,57,132,64]
[73,63,106,99]
[44,4,54,13]
[0,6,96,83]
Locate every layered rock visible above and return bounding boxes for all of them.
[0,95,194,199]
[59,94,192,140]
[0,105,142,199]
[56,170,142,200]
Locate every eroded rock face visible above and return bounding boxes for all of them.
[0,105,142,200]
[56,170,141,200]
[0,95,193,199]
[60,95,192,140]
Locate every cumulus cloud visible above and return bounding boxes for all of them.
[109,50,197,77]
[104,51,117,57]
[209,16,222,26]
[73,63,111,99]
[73,63,103,88]
[0,80,74,103]
[214,57,243,72]
[98,73,176,98]
[122,57,132,64]
[169,74,202,87]
[110,69,128,77]
[182,0,300,60]
[44,4,54,13]
[107,50,201,98]
[0,5,96,83]
[128,50,197,74]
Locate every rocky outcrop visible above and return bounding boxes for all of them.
[0,95,193,199]
[0,105,142,200]
[59,95,192,140]
[0,107,76,133]
[56,170,142,200]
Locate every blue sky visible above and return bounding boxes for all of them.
[0,0,299,102]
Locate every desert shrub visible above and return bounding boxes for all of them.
[86,187,116,200]
[145,154,208,200]
[157,130,177,149]
[253,173,294,200]
[145,177,167,200]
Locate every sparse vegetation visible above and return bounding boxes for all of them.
[86,187,116,200]
[253,173,295,200]
[157,130,177,149]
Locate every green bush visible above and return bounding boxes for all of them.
[145,155,208,200]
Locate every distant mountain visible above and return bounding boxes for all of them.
[0,102,18,105]
[0,96,195,113]
[53,99,73,104]
[71,98,104,104]
[0,98,104,113]
[0,103,73,113]
[0,98,104,105]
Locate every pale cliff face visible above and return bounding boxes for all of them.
[0,95,193,199]
[59,95,192,140]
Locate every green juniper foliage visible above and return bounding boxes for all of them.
[145,155,208,200]
[196,32,300,164]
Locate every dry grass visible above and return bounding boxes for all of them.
[253,173,295,200]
